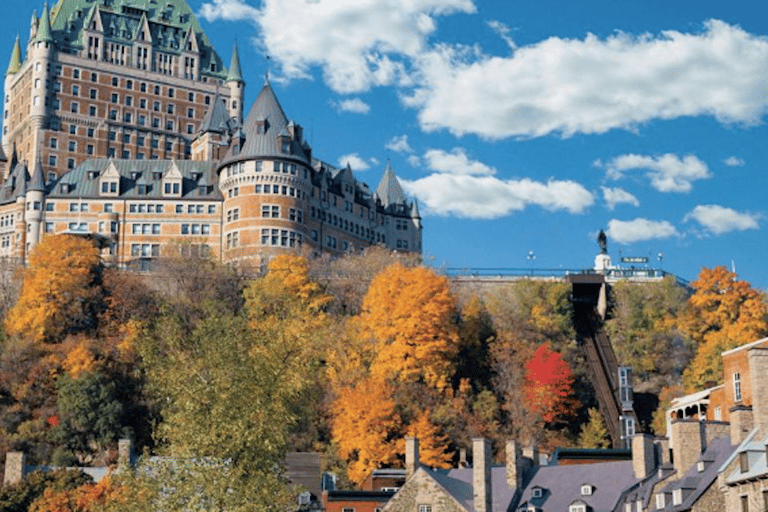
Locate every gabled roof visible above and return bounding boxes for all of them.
[403,466,517,511]
[375,162,408,208]
[656,436,735,511]
[723,429,767,484]
[519,460,637,512]
[49,0,227,79]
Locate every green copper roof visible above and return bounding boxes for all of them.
[6,36,22,75]
[34,2,54,44]
[49,0,227,79]
[227,41,244,83]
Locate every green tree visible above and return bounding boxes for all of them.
[55,372,127,461]
[605,277,689,382]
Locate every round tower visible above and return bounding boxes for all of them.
[25,159,46,252]
[28,2,54,161]
[226,42,245,125]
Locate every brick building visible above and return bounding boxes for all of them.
[0,0,422,266]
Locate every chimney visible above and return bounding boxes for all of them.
[729,405,754,445]
[749,348,768,435]
[3,452,26,487]
[459,448,468,468]
[473,438,492,512]
[523,446,539,467]
[405,437,420,479]
[670,420,704,479]
[655,437,672,466]
[632,434,655,479]
[506,440,524,489]
[118,439,133,471]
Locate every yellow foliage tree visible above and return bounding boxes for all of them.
[62,341,99,378]
[359,263,459,390]
[5,235,102,343]
[329,263,461,484]
[678,266,768,389]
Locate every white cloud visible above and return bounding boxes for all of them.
[723,156,746,167]
[487,20,517,49]
[601,187,640,210]
[423,147,496,175]
[198,0,260,22]
[386,135,414,153]
[402,174,594,219]
[406,21,768,139]
[599,153,711,193]
[407,155,422,167]
[334,98,371,114]
[606,218,679,244]
[338,153,374,170]
[684,204,760,234]
[200,0,476,94]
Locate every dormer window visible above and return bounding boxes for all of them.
[101,181,118,195]
[87,170,98,179]
[568,504,587,512]
[581,485,593,496]
[697,461,706,472]
[672,488,682,505]
[138,184,149,195]
[164,182,180,195]
[740,451,749,473]
[656,493,665,509]
[531,487,544,499]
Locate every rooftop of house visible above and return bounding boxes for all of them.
[424,465,518,512]
[518,460,638,512]
[722,428,768,485]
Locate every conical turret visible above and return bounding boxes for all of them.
[226,41,244,83]
[6,36,21,75]
[34,2,53,44]
[375,161,408,209]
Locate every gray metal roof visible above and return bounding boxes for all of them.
[222,82,310,166]
[519,460,638,512]
[723,429,768,484]
[375,162,408,208]
[198,93,232,134]
[49,159,222,200]
[427,466,518,512]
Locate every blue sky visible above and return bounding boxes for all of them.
[8,1,768,287]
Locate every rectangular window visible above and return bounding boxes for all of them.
[742,495,749,512]
[734,372,742,402]
[418,506,432,512]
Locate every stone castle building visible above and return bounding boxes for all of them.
[0,0,421,267]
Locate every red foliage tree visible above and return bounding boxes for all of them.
[524,343,578,424]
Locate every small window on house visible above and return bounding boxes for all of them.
[568,505,586,512]
[697,460,705,472]
[673,488,682,505]
[740,452,749,473]
[531,488,543,499]
[580,485,592,496]
[417,506,432,512]
[734,372,742,402]
[656,493,665,509]
[742,495,749,512]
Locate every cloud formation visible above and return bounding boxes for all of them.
[606,218,679,244]
[201,0,476,94]
[599,153,711,193]
[723,156,746,167]
[334,98,371,114]
[402,149,593,218]
[406,21,768,139]
[338,153,375,170]
[386,135,414,153]
[601,187,640,210]
[423,147,496,175]
[684,204,760,235]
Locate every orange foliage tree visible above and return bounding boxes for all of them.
[524,343,578,424]
[29,476,128,512]
[5,235,102,343]
[678,266,768,389]
[358,263,459,390]
[329,263,459,485]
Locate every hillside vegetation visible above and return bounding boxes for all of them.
[0,235,766,510]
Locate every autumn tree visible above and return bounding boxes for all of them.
[577,408,610,449]
[5,235,103,344]
[29,476,128,512]
[524,343,578,426]
[678,266,768,389]
[328,263,460,484]
[605,277,690,384]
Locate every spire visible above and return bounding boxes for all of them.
[6,36,21,75]
[34,2,54,44]
[226,41,244,83]
[375,161,408,208]
[29,158,46,192]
